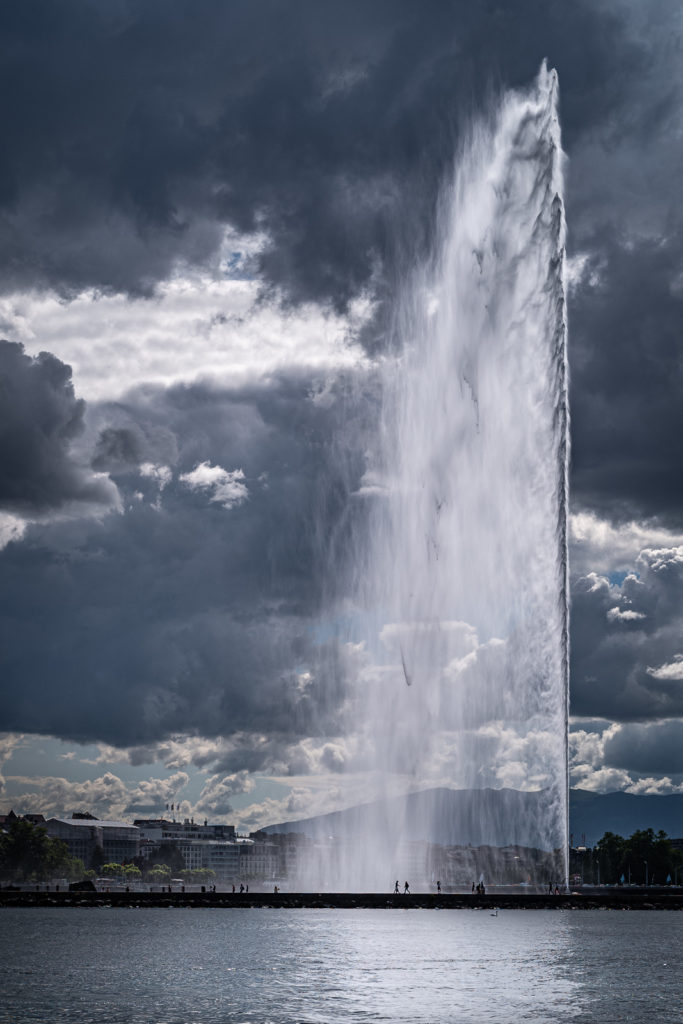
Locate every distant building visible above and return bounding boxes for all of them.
[134,818,241,879]
[133,818,236,844]
[133,819,278,881]
[267,832,314,879]
[238,833,279,880]
[46,818,140,867]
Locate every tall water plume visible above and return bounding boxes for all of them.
[315,64,568,890]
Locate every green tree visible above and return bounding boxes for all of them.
[123,864,142,881]
[64,857,87,882]
[623,829,682,885]
[194,868,216,883]
[595,831,626,884]
[595,828,683,885]
[149,844,185,874]
[100,862,123,877]
[147,863,171,883]
[176,867,216,884]
[0,819,70,882]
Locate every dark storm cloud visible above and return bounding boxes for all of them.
[91,427,144,471]
[90,421,178,473]
[0,0,648,313]
[0,369,366,758]
[570,559,683,724]
[603,720,683,776]
[0,340,117,514]
[569,228,683,527]
[2,0,683,790]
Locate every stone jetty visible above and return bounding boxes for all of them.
[1,888,682,910]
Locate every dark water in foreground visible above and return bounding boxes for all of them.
[0,908,680,1023]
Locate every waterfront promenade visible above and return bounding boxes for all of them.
[1,888,682,910]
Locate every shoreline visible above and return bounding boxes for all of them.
[1,890,682,910]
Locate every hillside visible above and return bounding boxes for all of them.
[264,787,683,848]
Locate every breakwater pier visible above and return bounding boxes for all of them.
[2,888,681,910]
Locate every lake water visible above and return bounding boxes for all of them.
[0,908,680,1023]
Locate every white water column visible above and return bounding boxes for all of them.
[331,63,569,891]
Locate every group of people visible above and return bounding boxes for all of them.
[472,881,486,895]
[393,880,443,894]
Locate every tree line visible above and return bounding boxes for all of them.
[0,819,84,883]
[0,819,217,884]
[99,862,216,885]
[574,828,683,885]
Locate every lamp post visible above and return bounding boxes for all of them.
[644,860,648,888]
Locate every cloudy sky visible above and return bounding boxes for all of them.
[1,0,683,829]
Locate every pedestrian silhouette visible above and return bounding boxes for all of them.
[404,881,410,894]
[394,880,400,894]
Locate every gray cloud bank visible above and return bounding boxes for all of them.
[1,2,683,788]
[1,1,680,527]
[0,0,652,313]
[0,367,366,764]
[571,558,683,725]
[0,340,117,514]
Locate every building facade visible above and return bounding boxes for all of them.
[46,818,140,867]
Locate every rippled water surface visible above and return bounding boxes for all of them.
[0,908,680,1023]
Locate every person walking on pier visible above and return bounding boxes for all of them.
[404,881,410,894]
[394,880,400,894]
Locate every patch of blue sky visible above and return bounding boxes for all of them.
[221,250,258,280]
[608,570,638,586]
[4,735,185,788]
[228,776,289,811]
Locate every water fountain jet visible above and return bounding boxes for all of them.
[309,63,569,892]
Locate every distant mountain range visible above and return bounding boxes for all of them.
[264,787,683,848]
[570,788,683,846]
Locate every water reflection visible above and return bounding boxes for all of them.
[0,908,680,1023]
